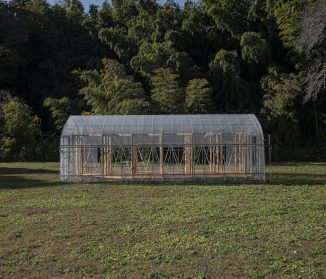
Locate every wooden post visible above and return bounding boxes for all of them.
[213,134,216,174]
[103,136,112,176]
[219,137,224,174]
[216,133,222,174]
[81,137,87,174]
[81,138,83,175]
[249,135,252,175]
[234,133,243,173]
[104,137,107,176]
[235,134,238,172]
[268,134,272,182]
[160,135,164,177]
[184,134,192,175]
[131,135,137,178]
[238,134,241,173]
[209,134,213,173]
[244,135,248,174]
[209,134,221,175]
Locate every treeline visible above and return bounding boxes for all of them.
[0,0,325,161]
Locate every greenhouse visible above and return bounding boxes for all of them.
[60,114,265,182]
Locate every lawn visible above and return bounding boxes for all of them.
[0,162,325,279]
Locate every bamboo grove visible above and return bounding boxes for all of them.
[0,0,325,161]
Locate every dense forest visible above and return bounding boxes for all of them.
[0,0,325,161]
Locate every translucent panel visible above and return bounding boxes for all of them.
[61,114,264,142]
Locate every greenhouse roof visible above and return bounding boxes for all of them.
[61,114,263,137]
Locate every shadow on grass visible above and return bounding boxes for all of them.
[0,175,61,189]
[0,167,58,175]
[70,173,326,187]
[0,166,60,189]
[266,173,326,186]
[266,162,326,168]
[0,167,325,189]
[270,162,326,167]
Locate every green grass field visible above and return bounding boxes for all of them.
[0,162,325,278]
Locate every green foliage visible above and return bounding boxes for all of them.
[76,58,151,114]
[210,50,239,76]
[210,50,255,113]
[61,0,85,23]
[130,41,193,79]
[240,32,270,64]
[151,68,184,114]
[43,97,85,130]
[273,0,302,49]
[205,0,253,38]
[261,67,301,159]
[0,99,40,161]
[127,12,156,45]
[99,27,137,60]
[151,1,182,43]
[25,0,49,14]
[0,0,325,161]
[115,98,152,115]
[111,0,137,23]
[35,136,60,161]
[185,78,214,113]
[97,1,113,28]
[261,67,300,120]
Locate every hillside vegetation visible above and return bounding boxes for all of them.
[0,0,325,161]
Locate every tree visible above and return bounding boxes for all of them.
[75,58,151,114]
[0,2,28,92]
[60,0,85,23]
[240,32,270,64]
[111,0,137,23]
[150,68,184,114]
[0,0,324,161]
[261,67,301,159]
[152,1,182,43]
[130,41,194,80]
[0,98,40,161]
[43,97,85,130]
[274,0,303,49]
[99,27,137,61]
[297,0,326,101]
[97,0,113,28]
[209,49,239,76]
[209,49,255,112]
[261,67,300,119]
[185,78,215,113]
[181,3,218,67]
[204,0,253,38]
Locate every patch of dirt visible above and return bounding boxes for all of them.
[187,217,204,225]
[25,207,50,216]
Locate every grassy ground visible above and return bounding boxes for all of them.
[0,162,325,279]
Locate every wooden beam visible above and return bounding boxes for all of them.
[103,136,112,176]
[184,134,193,175]
[131,135,137,178]
[81,137,87,174]
[160,135,164,177]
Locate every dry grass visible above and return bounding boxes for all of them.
[0,162,325,278]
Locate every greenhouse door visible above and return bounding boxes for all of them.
[110,134,136,179]
[81,135,103,176]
